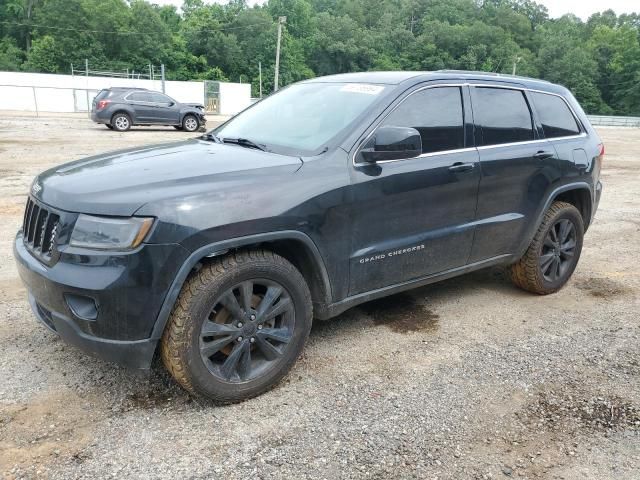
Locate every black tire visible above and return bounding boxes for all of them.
[161,250,313,403]
[106,124,114,130]
[111,112,131,132]
[182,114,199,132]
[508,201,584,294]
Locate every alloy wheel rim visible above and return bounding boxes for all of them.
[539,218,577,282]
[199,279,295,383]
[115,117,128,129]
[185,118,197,131]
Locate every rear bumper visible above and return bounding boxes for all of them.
[91,110,110,123]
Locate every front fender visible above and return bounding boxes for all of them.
[148,230,332,341]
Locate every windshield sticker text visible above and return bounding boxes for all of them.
[340,84,385,95]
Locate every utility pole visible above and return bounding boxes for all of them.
[274,16,286,92]
[512,56,522,76]
[85,59,90,119]
[259,61,263,98]
[161,64,166,93]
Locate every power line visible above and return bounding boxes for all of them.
[0,19,274,36]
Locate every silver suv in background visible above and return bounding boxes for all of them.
[91,87,206,132]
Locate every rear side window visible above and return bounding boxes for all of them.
[530,92,581,138]
[382,86,465,154]
[473,88,534,146]
[95,90,110,101]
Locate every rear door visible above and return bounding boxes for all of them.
[468,85,557,262]
[348,84,481,295]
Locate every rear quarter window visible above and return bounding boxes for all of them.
[530,92,581,138]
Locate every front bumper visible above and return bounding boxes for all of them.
[14,232,189,369]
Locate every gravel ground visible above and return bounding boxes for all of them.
[0,117,638,479]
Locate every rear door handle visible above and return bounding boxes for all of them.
[449,162,475,173]
[534,150,554,160]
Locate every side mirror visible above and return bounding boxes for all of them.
[361,126,422,163]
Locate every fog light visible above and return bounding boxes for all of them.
[64,294,98,321]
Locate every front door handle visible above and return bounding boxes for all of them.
[449,162,475,173]
[534,150,554,160]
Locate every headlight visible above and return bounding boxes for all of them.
[70,215,154,250]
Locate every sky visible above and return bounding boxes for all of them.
[150,0,639,20]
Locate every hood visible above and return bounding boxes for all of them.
[184,103,204,109]
[33,139,302,216]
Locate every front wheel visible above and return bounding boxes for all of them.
[508,201,584,294]
[182,114,199,132]
[161,250,313,403]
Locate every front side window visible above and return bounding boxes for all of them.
[380,86,465,154]
[473,88,534,146]
[214,82,389,155]
[150,93,174,105]
[530,92,581,138]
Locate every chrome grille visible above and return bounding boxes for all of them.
[22,197,60,261]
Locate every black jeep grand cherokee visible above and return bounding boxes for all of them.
[15,71,603,402]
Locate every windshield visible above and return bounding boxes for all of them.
[213,82,389,155]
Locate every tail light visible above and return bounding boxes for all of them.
[597,143,605,160]
[97,100,111,110]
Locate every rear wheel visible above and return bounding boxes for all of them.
[161,250,313,403]
[508,201,584,294]
[111,112,131,132]
[182,114,199,132]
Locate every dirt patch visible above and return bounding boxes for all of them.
[0,279,26,303]
[0,200,26,216]
[574,277,631,299]
[124,390,178,411]
[520,389,640,434]
[359,293,439,333]
[0,390,105,476]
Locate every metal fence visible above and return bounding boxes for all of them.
[0,84,99,117]
[587,115,640,127]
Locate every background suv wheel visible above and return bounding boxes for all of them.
[182,114,199,132]
[509,201,584,294]
[161,250,313,403]
[111,112,131,132]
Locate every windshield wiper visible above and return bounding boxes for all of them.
[201,132,222,143]
[222,137,267,152]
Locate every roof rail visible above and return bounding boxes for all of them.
[108,87,149,90]
[435,70,551,83]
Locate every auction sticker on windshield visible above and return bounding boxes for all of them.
[340,84,385,95]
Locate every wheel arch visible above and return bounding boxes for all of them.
[516,182,593,258]
[553,187,592,231]
[179,110,200,124]
[149,231,332,341]
[110,108,134,125]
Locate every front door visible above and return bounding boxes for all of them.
[148,93,181,124]
[348,85,481,295]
